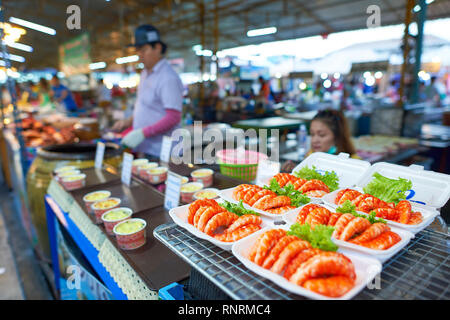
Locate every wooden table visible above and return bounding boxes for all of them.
[69,176,189,291]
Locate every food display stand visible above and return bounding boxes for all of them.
[41,150,450,300]
[45,166,194,300]
[152,153,450,300]
[44,161,244,300]
[154,223,449,300]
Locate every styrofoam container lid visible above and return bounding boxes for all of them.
[356,162,450,208]
[291,152,371,190]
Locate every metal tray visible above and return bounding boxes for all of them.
[154,223,449,300]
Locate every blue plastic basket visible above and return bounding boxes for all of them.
[158,282,184,300]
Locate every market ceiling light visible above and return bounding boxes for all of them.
[216,51,226,58]
[426,0,434,4]
[323,79,332,88]
[0,52,25,63]
[4,41,33,52]
[89,61,107,70]
[247,27,277,37]
[320,73,328,80]
[115,55,139,64]
[192,44,202,52]
[413,5,421,12]
[9,17,56,35]
[333,72,340,79]
[299,82,307,90]
[196,49,213,57]
[374,71,383,79]
[6,68,20,78]
[365,75,376,86]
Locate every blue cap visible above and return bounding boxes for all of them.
[128,24,162,48]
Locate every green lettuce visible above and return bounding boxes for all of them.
[219,200,260,216]
[363,172,412,204]
[287,223,338,252]
[263,178,310,207]
[336,200,386,224]
[293,165,339,192]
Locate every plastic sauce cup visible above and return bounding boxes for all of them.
[91,197,121,224]
[54,165,77,175]
[138,162,159,180]
[193,188,220,201]
[132,159,149,175]
[113,218,147,250]
[83,190,111,214]
[147,167,168,184]
[180,182,204,203]
[101,207,133,236]
[61,174,86,191]
[56,169,81,182]
[191,168,214,187]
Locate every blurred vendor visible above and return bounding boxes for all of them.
[38,78,53,108]
[96,78,113,127]
[50,75,78,114]
[112,24,183,157]
[282,109,358,172]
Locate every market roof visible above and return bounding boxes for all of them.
[4,0,450,71]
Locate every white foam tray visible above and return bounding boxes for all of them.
[356,163,450,209]
[282,204,415,263]
[322,188,440,234]
[219,186,308,219]
[168,199,271,251]
[255,177,327,203]
[231,226,382,300]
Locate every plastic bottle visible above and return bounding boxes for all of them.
[297,124,307,160]
[185,113,193,125]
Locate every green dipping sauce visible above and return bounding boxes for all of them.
[103,209,130,221]
[115,220,144,234]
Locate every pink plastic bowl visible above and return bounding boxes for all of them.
[216,149,268,165]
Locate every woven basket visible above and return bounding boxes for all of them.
[216,149,267,182]
[217,160,259,182]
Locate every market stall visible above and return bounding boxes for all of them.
[43,148,450,300]
[153,152,450,300]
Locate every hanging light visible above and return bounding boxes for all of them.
[247,27,277,37]
[9,17,56,35]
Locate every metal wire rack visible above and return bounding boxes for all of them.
[153,223,450,300]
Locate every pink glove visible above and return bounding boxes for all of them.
[142,109,181,138]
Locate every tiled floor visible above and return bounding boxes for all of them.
[0,183,53,300]
[0,210,23,299]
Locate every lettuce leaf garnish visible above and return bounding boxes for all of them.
[219,200,260,216]
[363,172,412,204]
[263,178,310,207]
[336,200,386,224]
[287,223,338,252]
[293,165,339,192]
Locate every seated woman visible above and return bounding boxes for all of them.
[282,109,359,172]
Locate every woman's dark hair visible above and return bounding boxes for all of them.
[312,109,356,155]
